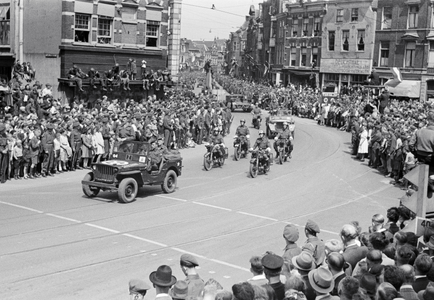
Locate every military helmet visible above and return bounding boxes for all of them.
[258,130,265,135]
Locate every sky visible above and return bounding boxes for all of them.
[180,0,263,41]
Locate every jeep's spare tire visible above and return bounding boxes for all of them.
[162,170,177,193]
[118,178,138,203]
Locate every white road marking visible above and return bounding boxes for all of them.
[237,211,278,221]
[171,248,207,259]
[192,201,232,211]
[85,223,120,234]
[210,258,250,272]
[46,213,81,223]
[0,201,44,213]
[122,233,168,247]
[155,195,187,202]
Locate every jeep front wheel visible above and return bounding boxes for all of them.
[162,170,177,193]
[82,172,100,198]
[118,178,138,203]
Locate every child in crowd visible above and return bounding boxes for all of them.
[12,139,23,179]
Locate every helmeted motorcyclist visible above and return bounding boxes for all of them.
[210,127,226,157]
[251,105,262,127]
[252,130,271,168]
[273,122,293,159]
[235,119,250,149]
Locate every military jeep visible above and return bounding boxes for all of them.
[81,140,183,203]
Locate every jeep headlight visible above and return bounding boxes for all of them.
[92,165,97,170]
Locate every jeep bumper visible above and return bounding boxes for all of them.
[82,180,118,190]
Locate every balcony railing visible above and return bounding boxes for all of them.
[0,20,10,46]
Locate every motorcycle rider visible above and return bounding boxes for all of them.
[251,105,262,128]
[235,119,250,150]
[210,127,226,157]
[252,130,272,168]
[273,122,293,160]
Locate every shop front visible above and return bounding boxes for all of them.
[320,58,371,92]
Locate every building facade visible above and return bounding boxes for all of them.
[2,0,181,97]
[374,0,434,100]
[282,0,328,87]
[320,0,377,91]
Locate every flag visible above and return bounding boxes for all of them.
[385,67,403,88]
[391,67,403,82]
[263,64,268,76]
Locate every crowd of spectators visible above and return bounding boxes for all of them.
[216,75,432,188]
[0,70,233,183]
[129,207,434,300]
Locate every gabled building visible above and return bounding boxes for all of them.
[374,0,434,100]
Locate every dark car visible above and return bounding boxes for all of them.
[81,141,183,203]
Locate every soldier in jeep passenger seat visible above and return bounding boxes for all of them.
[147,138,162,172]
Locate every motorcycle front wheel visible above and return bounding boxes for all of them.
[204,153,213,171]
[278,150,284,165]
[234,145,241,161]
[250,161,258,178]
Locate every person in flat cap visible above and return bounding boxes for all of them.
[304,219,326,267]
[261,252,285,300]
[180,253,205,300]
[149,265,177,300]
[282,224,302,266]
[129,279,150,300]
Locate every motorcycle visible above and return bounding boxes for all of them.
[249,149,271,178]
[203,143,228,171]
[276,138,292,164]
[233,135,249,161]
[252,115,262,129]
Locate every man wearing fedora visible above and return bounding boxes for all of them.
[129,279,150,300]
[169,280,188,300]
[308,267,339,300]
[180,254,205,300]
[149,265,177,300]
[292,251,316,300]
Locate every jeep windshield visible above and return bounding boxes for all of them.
[117,141,149,155]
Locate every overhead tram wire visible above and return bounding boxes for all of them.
[182,3,246,18]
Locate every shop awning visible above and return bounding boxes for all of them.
[385,79,420,98]
[285,69,312,76]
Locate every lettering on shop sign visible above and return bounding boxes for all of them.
[320,59,371,75]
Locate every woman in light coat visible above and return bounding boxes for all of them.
[358,122,369,161]
[92,125,105,163]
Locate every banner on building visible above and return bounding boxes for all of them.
[320,59,372,75]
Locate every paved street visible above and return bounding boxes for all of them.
[0,113,404,300]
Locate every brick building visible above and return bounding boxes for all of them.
[374,0,434,100]
[320,0,376,91]
[282,0,327,87]
[2,0,181,98]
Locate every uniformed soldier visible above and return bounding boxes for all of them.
[235,119,250,149]
[0,123,8,183]
[101,117,111,159]
[304,219,326,267]
[180,254,205,300]
[162,110,173,148]
[41,123,55,177]
[70,121,82,170]
[252,130,271,167]
[273,122,293,159]
[210,127,225,157]
[195,110,204,145]
[147,138,162,172]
